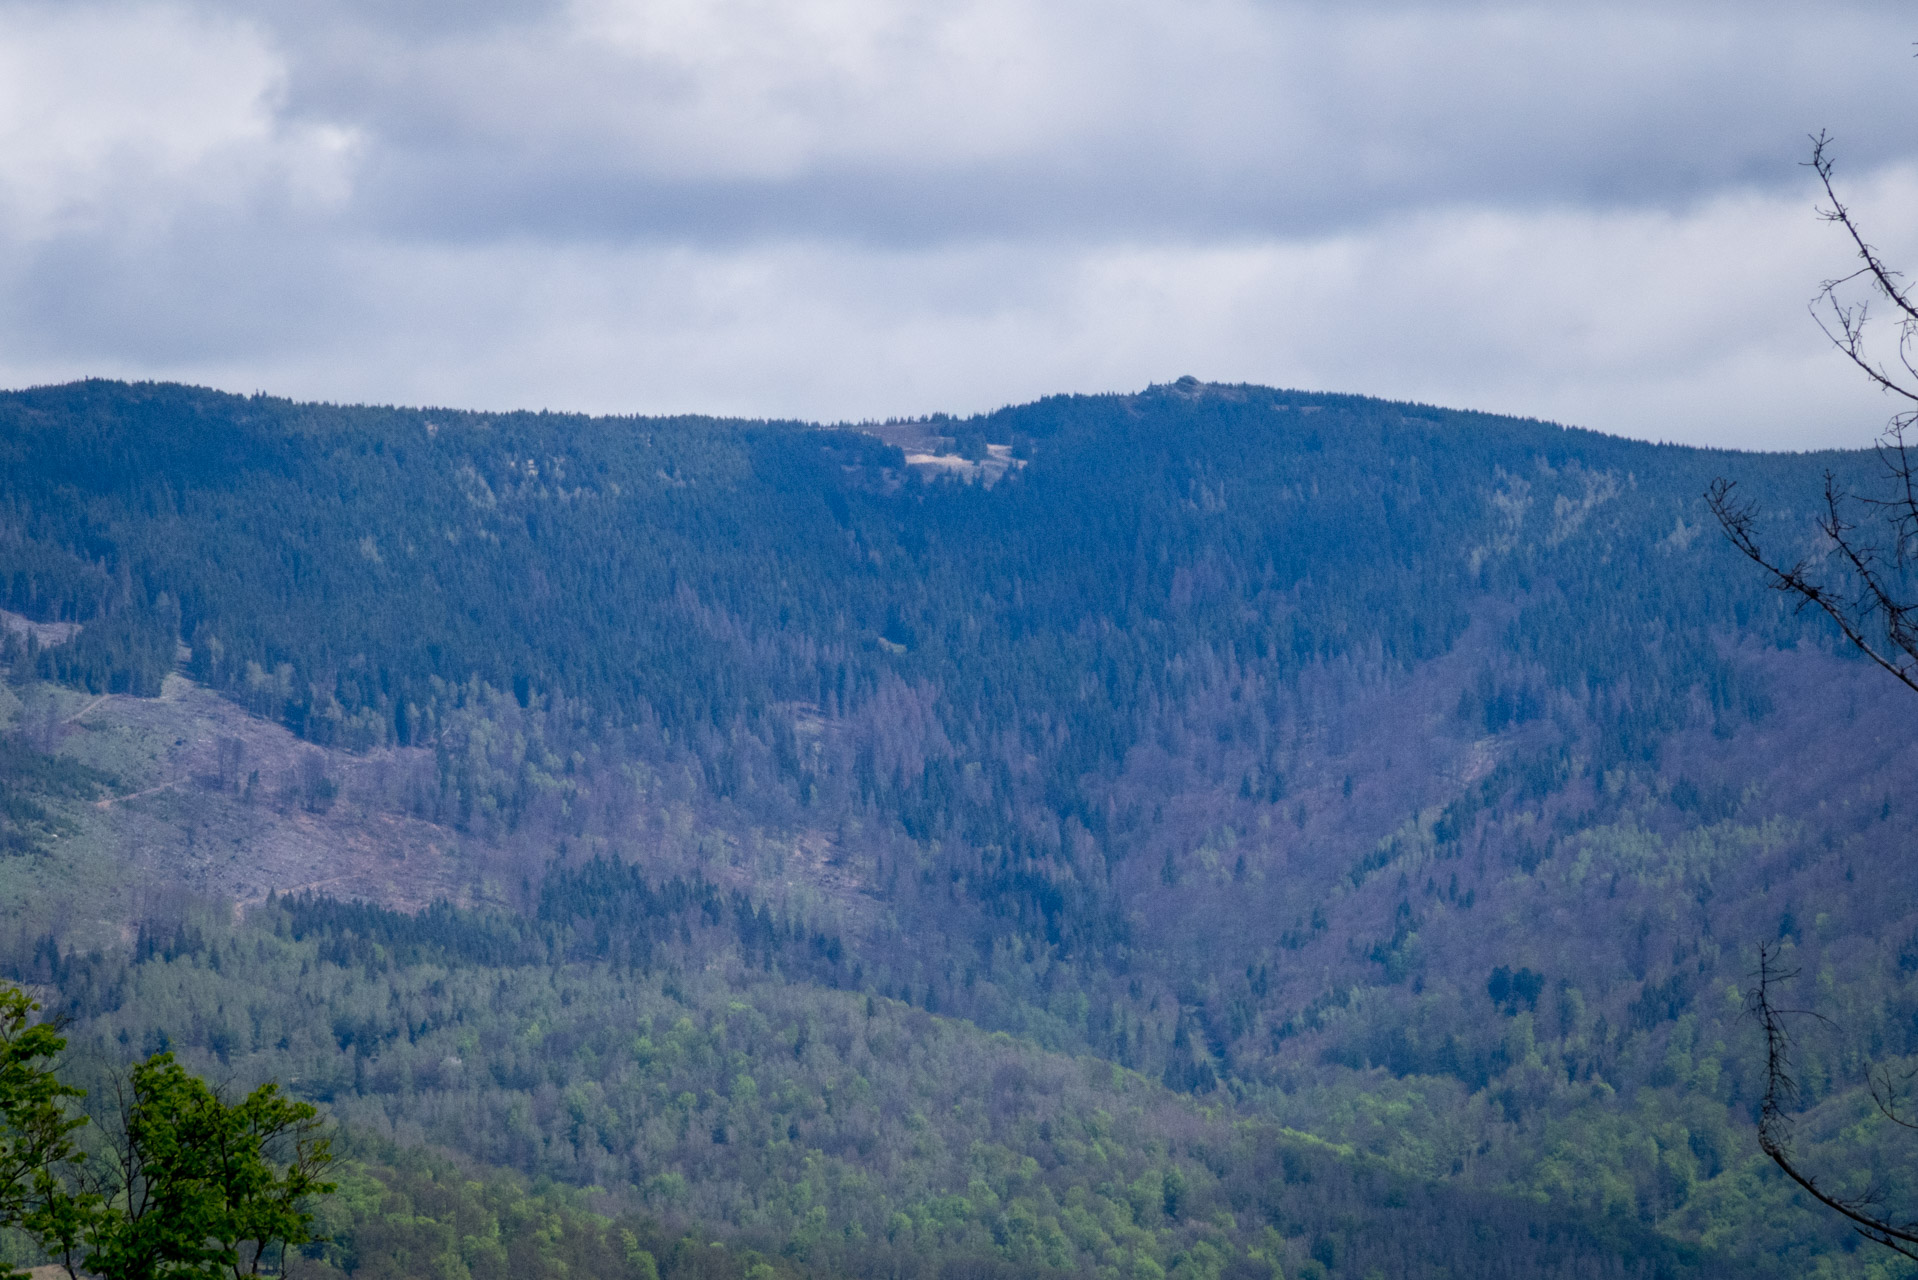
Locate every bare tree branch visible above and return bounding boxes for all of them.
[1750,944,1918,1259]
[1710,129,1918,1270]
[1704,477,1918,695]
[1808,132,1918,407]
[1868,1060,1918,1133]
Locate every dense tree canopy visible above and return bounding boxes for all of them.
[1,378,1911,1277]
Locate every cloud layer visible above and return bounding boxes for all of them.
[1,0,1913,446]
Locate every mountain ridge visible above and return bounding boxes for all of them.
[1,376,1912,1276]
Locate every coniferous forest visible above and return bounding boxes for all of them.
[1,376,1915,1278]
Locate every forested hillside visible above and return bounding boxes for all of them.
[1,377,1913,1277]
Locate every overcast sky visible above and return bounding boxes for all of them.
[0,0,1913,448]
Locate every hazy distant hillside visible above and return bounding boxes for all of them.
[1,377,1911,1277]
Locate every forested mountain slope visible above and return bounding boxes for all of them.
[1,377,1913,1276]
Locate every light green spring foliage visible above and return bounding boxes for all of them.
[3,382,1914,1275]
[11,912,1766,1279]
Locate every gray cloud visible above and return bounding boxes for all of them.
[0,0,1913,446]
[246,0,1918,243]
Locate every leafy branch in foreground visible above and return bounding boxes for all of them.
[72,1053,336,1280]
[0,986,89,1277]
[0,983,333,1279]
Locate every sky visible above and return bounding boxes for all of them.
[0,0,1914,449]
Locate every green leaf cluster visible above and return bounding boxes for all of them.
[0,987,333,1280]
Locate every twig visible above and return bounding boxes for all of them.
[1749,943,1918,1259]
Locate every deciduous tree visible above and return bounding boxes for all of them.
[0,987,88,1279]
[0,984,335,1280]
[74,1053,335,1280]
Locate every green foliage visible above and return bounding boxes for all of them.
[3,906,1762,1278]
[304,1142,764,1280]
[0,380,1867,1080]
[2,379,1910,1274]
[0,985,334,1280]
[0,987,87,1278]
[75,1053,334,1280]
